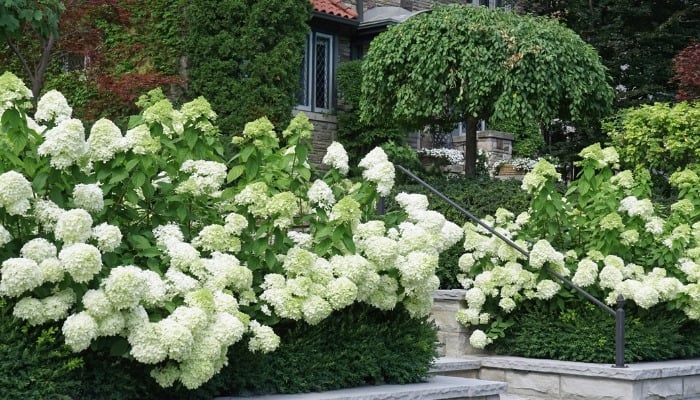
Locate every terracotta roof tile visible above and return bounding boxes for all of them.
[311,0,358,20]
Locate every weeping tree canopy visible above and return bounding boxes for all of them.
[360,4,615,176]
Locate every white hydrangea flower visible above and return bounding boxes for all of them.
[20,238,57,263]
[35,89,72,124]
[165,268,201,296]
[205,312,245,347]
[34,199,64,231]
[54,208,93,244]
[38,118,88,170]
[395,192,429,219]
[265,191,299,228]
[0,224,10,246]
[398,251,438,287]
[0,71,33,113]
[521,159,560,194]
[0,171,33,216]
[96,312,126,337]
[224,213,248,236]
[165,240,201,271]
[325,277,358,310]
[358,147,395,197]
[498,297,517,313]
[150,364,181,388]
[124,124,161,155]
[529,240,564,269]
[153,223,184,247]
[193,224,240,253]
[619,196,654,219]
[644,217,665,236]
[329,196,361,224]
[307,179,336,210]
[140,269,168,306]
[103,265,147,309]
[300,295,332,325]
[533,279,560,299]
[87,118,125,162]
[599,265,624,289]
[234,182,269,218]
[469,329,492,349]
[0,257,43,297]
[72,183,104,213]
[620,229,639,246]
[465,287,486,310]
[572,258,598,287]
[62,311,98,351]
[128,322,169,364]
[91,223,122,252]
[12,297,44,325]
[248,320,280,353]
[82,288,113,318]
[322,141,349,175]
[610,170,635,190]
[170,305,209,333]
[59,243,102,283]
[177,160,227,196]
[287,231,313,249]
[39,289,76,323]
[38,257,63,283]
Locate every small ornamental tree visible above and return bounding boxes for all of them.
[0,72,462,390]
[360,4,614,176]
[673,41,700,102]
[185,0,311,139]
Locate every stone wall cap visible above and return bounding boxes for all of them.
[430,357,482,373]
[474,355,700,381]
[477,130,514,140]
[433,289,467,300]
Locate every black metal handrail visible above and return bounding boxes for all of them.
[388,164,626,368]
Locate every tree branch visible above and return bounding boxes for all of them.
[5,37,35,83]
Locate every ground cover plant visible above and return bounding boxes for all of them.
[0,71,462,393]
[453,141,700,359]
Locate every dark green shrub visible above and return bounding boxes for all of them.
[0,299,83,399]
[337,60,409,166]
[489,300,700,363]
[182,303,438,398]
[185,0,311,139]
[390,175,532,288]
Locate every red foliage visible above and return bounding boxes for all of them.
[54,0,183,121]
[673,40,700,102]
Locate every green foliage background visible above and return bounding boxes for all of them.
[337,60,407,166]
[184,0,311,142]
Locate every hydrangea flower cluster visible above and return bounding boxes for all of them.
[456,142,700,349]
[0,77,464,390]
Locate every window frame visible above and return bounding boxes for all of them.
[298,31,335,113]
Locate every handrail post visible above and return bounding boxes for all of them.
[614,295,626,368]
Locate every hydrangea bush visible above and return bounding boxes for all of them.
[0,72,463,389]
[456,142,700,349]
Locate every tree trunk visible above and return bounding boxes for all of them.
[463,115,479,177]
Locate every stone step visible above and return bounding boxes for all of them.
[430,357,482,378]
[215,375,507,400]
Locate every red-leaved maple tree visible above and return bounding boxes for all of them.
[673,40,700,102]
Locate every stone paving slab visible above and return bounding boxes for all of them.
[215,376,507,400]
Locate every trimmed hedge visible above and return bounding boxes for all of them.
[0,299,83,399]
[183,303,439,398]
[490,299,700,363]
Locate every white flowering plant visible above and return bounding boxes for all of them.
[417,147,465,165]
[457,142,700,350]
[0,72,462,389]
